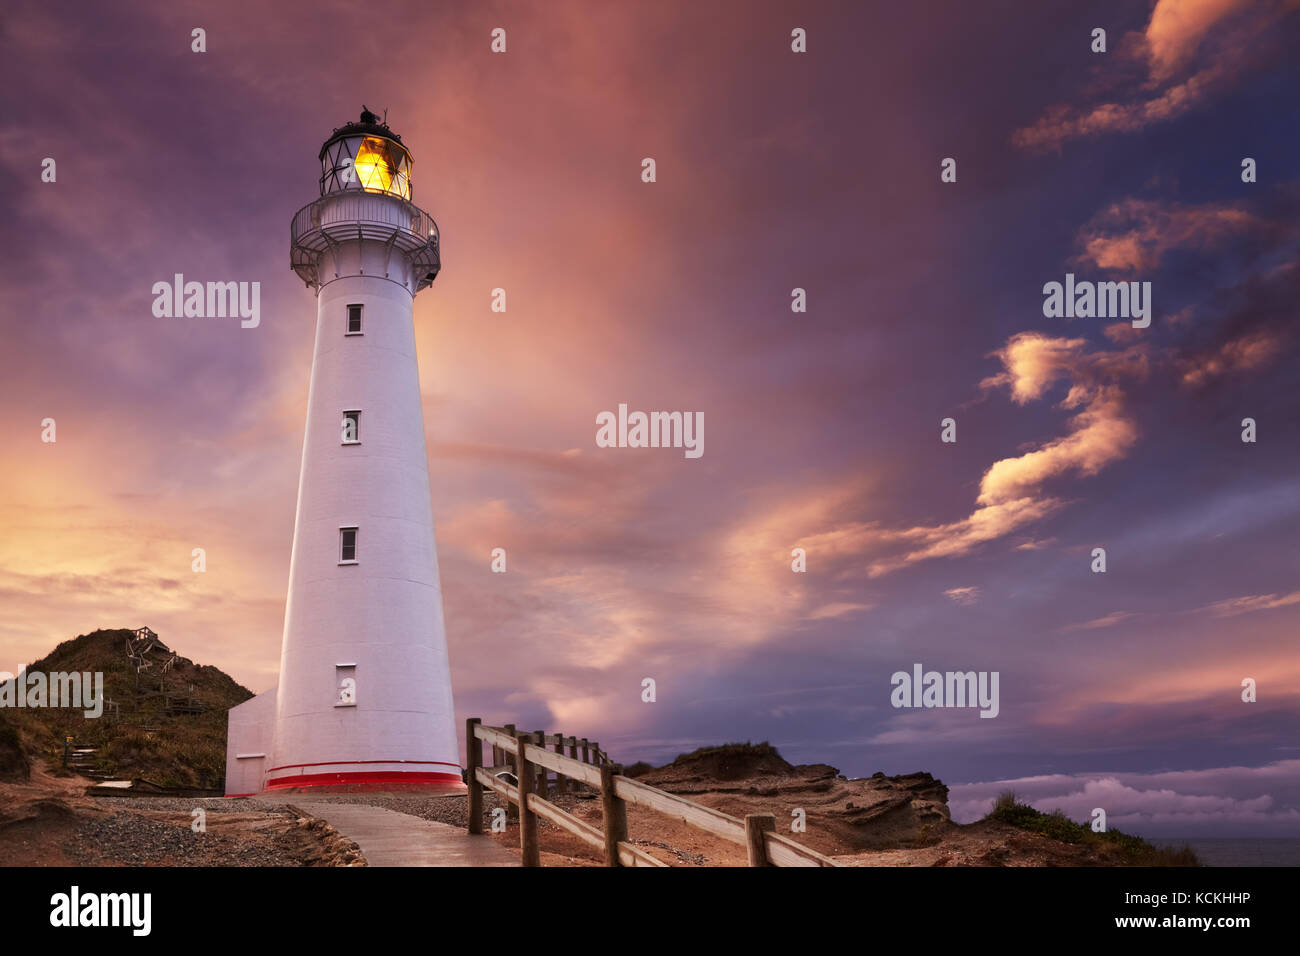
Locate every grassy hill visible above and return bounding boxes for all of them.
[984,791,1199,865]
[625,741,795,781]
[3,628,252,790]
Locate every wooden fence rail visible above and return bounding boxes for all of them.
[465,718,838,867]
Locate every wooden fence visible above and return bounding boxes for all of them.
[466,719,839,867]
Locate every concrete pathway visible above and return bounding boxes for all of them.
[286,801,519,867]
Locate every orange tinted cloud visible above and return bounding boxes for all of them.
[979,334,1088,404]
[943,586,981,605]
[1203,590,1300,616]
[1075,198,1261,271]
[862,333,1149,576]
[1180,328,1286,386]
[979,388,1137,505]
[949,763,1300,831]
[1146,0,1257,81]
[1059,590,1300,635]
[868,495,1062,576]
[715,477,884,632]
[1013,63,1235,150]
[1013,0,1295,150]
[1057,654,1300,712]
[1061,610,1139,632]
[977,334,1146,507]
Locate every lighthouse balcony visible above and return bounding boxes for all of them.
[291,192,440,291]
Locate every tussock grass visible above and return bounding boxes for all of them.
[674,741,783,762]
[984,792,1199,866]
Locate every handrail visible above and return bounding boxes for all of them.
[474,765,664,867]
[289,191,441,291]
[290,192,439,249]
[466,719,839,867]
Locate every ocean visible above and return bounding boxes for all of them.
[1155,837,1300,867]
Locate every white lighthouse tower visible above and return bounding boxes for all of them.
[225,109,462,794]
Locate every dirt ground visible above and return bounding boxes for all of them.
[489,789,751,867]
[2,753,1129,867]
[0,760,361,867]
[474,765,1117,867]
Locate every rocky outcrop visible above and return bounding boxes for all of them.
[639,746,956,853]
[840,771,951,847]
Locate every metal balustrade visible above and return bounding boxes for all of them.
[290,192,440,290]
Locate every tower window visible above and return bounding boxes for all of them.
[339,527,358,564]
[346,304,363,334]
[341,410,360,444]
[335,664,357,707]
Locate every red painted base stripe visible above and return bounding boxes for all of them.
[264,770,465,792]
[267,759,462,773]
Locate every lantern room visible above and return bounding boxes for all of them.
[318,107,413,201]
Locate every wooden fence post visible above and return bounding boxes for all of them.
[745,814,776,866]
[591,742,602,766]
[504,723,517,820]
[600,762,628,867]
[554,734,567,794]
[466,717,483,835]
[516,731,540,866]
[533,730,547,797]
[580,738,590,770]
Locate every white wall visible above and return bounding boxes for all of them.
[266,234,460,790]
[225,687,277,796]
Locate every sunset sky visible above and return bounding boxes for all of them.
[3,0,1299,837]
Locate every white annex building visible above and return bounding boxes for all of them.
[226,109,463,795]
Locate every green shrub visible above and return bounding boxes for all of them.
[983,794,1198,865]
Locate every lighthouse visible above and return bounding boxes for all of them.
[225,109,462,794]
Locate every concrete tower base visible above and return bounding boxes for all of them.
[262,776,467,795]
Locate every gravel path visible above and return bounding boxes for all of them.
[71,797,361,866]
[288,788,599,832]
[95,796,287,814]
[62,789,601,866]
[279,793,483,828]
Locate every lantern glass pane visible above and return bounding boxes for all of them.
[354,136,411,199]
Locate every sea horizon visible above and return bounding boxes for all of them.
[1152,837,1300,867]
